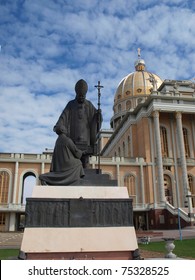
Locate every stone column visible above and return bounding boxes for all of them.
[153,111,165,202]
[41,162,45,174]
[13,161,19,204]
[9,212,16,232]
[170,116,180,207]
[191,115,195,158]
[148,117,157,206]
[175,112,193,213]
[116,158,120,186]
[139,159,145,205]
[130,126,133,157]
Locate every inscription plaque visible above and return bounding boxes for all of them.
[25,198,133,228]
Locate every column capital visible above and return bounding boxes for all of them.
[152,110,159,118]
[175,111,182,119]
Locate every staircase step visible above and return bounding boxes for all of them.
[71,168,117,186]
[72,179,118,186]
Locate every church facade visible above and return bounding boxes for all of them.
[0,54,195,232]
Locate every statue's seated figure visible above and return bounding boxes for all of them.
[39,132,85,186]
[39,79,102,186]
[53,79,102,168]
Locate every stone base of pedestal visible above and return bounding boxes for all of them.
[20,186,139,260]
[21,227,137,260]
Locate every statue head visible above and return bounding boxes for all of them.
[75,79,88,103]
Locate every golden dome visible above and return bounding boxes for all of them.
[114,67,162,99]
[111,51,163,129]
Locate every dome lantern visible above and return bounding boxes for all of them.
[134,48,146,71]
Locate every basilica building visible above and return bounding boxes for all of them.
[0,52,195,232]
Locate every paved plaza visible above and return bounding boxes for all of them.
[0,232,23,248]
[148,227,195,241]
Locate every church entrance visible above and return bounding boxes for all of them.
[133,212,148,231]
[16,213,25,231]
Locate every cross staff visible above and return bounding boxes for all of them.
[95,81,104,131]
[95,81,104,173]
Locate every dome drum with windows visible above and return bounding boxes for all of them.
[111,50,163,129]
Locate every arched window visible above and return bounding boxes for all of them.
[123,142,126,157]
[126,100,131,110]
[118,104,122,112]
[127,136,131,157]
[124,174,136,197]
[183,128,190,158]
[188,174,193,193]
[160,126,169,157]
[0,171,9,204]
[21,172,36,204]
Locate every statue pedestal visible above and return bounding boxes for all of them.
[20,186,139,260]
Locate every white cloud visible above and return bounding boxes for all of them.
[0,0,194,153]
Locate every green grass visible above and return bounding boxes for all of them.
[0,249,20,260]
[139,239,195,259]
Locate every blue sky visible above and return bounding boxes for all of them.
[0,0,195,154]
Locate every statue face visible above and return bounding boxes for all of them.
[75,79,88,103]
[76,92,86,103]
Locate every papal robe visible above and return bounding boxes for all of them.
[53,99,99,153]
[39,134,84,186]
